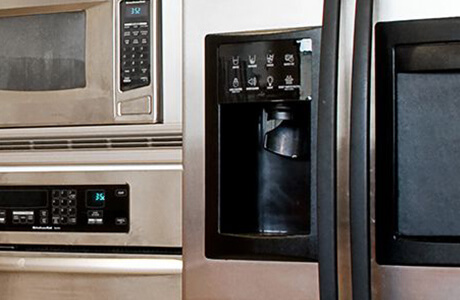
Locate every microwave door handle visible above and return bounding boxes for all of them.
[350,0,374,299]
[0,256,182,275]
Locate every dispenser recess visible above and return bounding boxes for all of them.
[205,28,321,262]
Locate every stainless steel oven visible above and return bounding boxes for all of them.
[0,0,162,127]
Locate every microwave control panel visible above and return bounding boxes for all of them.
[0,185,129,233]
[120,0,151,92]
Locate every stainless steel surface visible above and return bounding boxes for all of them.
[0,0,161,127]
[183,1,326,299]
[370,1,460,299]
[337,0,356,298]
[0,253,181,300]
[0,254,182,275]
[0,165,181,247]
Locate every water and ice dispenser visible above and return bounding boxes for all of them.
[205,28,321,261]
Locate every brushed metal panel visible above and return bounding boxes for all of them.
[183,0,325,299]
[0,167,182,247]
[370,1,460,299]
[336,0,357,299]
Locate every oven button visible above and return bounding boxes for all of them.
[68,190,77,200]
[115,218,128,226]
[40,210,48,217]
[88,210,103,218]
[0,218,5,224]
[40,218,48,225]
[52,217,60,225]
[115,189,128,197]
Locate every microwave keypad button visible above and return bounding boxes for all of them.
[52,208,60,216]
[60,208,68,215]
[60,199,68,206]
[52,217,60,225]
[88,218,96,225]
[141,30,148,36]
[123,31,131,37]
[40,218,48,225]
[68,190,77,198]
[40,210,48,217]
[12,216,19,224]
[68,217,77,225]
[68,199,76,207]
[27,215,34,224]
[0,210,6,218]
[132,39,140,45]
[19,216,27,224]
[95,218,103,225]
[124,39,130,45]
[52,190,60,198]
[132,30,140,36]
[68,208,76,216]
[0,218,5,224]
[60,216,68,225]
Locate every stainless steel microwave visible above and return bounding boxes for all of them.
[0,0,161,128]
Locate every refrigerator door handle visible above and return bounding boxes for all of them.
[0,256,182,275]
[350,0,373,299]
[317,0,341,299]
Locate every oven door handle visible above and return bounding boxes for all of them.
[0,256,182,275]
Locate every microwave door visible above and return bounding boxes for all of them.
[0,0,160,128]
[350,1,460,300]
[182,0,346,298]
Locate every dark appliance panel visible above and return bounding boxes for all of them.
[0,185,129,233]
[205,28,321,262]
[375,17,460,266]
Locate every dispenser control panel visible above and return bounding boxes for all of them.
[218,38,314,103]
[120,0,151,91]
[0,185,129,232]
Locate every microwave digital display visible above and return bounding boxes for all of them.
[125,3,149,19]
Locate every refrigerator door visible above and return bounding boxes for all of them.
[183,0,354,298]
[350,1,460,299]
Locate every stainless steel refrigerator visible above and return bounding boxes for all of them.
[183,0,354,298]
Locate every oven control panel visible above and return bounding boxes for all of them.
[120,0,151,91]
[0,185,129,232]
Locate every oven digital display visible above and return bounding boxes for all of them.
[86,190,106,208]
[0,190,48,208]
[125,3,149,18]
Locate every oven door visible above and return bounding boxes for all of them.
[0,165,181,248]
[0,0,160,128]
